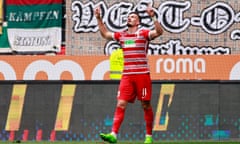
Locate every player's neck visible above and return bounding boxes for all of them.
[127,26,138,34]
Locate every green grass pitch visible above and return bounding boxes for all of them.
[1,141,240,144]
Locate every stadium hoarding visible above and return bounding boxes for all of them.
[0,55,240,80]
[0,81,239,141]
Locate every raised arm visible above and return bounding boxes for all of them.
[146,5,163,40]
[94,7,113,40]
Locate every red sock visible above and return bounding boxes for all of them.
[111,107,125,134]
[144,107,154,135]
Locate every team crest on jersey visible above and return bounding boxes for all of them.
[124,39,136,47]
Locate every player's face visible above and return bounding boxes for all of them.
[127,13,140,27]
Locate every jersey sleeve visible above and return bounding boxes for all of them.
[113,32,121,41]
[140,29,151,40]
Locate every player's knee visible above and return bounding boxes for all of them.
[141,101,151,109]
[117,100,128,109]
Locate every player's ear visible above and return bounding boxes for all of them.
[136,18,140,25]
[136,21,140,25]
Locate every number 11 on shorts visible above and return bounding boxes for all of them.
[142,87,147,98]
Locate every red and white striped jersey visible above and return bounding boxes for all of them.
[113,29,151,75]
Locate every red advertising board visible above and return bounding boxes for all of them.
[0,55,239,80]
